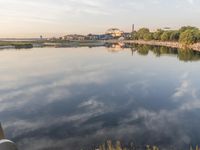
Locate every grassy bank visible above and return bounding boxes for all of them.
[44,40,105,47]
[0,41,34,49]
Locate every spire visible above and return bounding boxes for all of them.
[0,123,5,140]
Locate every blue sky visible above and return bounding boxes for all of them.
[0,0,200,37]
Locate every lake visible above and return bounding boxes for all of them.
[1,44,200,150]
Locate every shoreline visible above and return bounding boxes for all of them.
[121,40,200,52]
[106,40,200,52]
[1,40,200,51]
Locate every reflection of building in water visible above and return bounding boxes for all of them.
[0,123,5,139]
[106,28,124,38]
[107,43,125,52]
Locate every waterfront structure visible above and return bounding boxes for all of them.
[122,32,132,39]
[64,34,86,41]
[86,34,113,40]
[86,34,100,40]
[106,28,124,37]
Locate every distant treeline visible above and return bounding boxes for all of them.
[131,26,200,45]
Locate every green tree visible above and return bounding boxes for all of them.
[137,45,150,55]
[170,31,180,41]
[131,31,138,40]
[161,31,171,41]
[153,29,164,40]
[179,29,200,45]
[137,28,150,40]
[143,33,153,41]
[179,26,199,33]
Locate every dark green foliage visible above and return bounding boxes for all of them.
[179,26,199,33]
[131,31,138,40]
[161,32,170,41]
[131,44,200,62]
[179,29,200,45]
[137,28,152,40]
[13,43,33,49]
[143,33,153,41]
[153,29,164,40]
[132,26,200,45]
[170,31,180,41]
[161,31,172,41]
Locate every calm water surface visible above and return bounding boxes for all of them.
[1,45,200,150]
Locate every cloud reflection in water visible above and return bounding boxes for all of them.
[1,47,200,150]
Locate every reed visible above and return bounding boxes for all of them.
[0,123,5,140]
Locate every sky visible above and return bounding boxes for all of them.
[0,0,200,38]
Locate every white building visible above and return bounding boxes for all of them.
[106,28,124,37]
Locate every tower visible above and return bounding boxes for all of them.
[132,24,135,33]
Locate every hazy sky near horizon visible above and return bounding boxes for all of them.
[0,0,200,38]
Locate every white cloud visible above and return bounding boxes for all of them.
[187,0,194,4]
[172,80,190,98]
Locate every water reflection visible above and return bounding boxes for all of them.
[106,43,200,62]
[1,47,200,150]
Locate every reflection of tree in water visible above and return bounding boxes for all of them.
[132,44,200,62]
[106,43,200,62]
[178,49,200,61]
[135,45,150,56]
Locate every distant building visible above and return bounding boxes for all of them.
[86,34,113,40]
[64,34,86,41]
[99,34,113,40]
[122,32,132,39]
[86,34,100,40]
[106,28,124,37]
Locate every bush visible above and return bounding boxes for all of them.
[179,29,199,45]
[137,28,150,40]
[143,33,153,41]
[161,31,171,41]
[153,29,164,40]
[170,31,180,41]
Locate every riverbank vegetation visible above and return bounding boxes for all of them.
[132,26,200,45]
[93,140,159,150]
[0,41,34,49]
